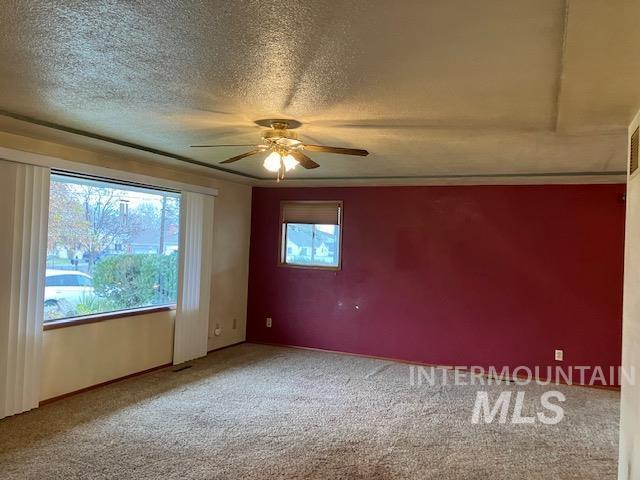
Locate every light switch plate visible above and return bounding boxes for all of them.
[266,317,272,328]
[555,349,563,361]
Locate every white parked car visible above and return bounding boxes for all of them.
[44,269,94,313]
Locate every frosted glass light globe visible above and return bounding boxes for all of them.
[263,151,281,172]
[282,154,299,171]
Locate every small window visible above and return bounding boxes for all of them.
[279,201,342,269]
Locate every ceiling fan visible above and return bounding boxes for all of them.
[190,119,369,181]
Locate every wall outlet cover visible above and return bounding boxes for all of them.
[555,349,564,361]
[266,317,272,328]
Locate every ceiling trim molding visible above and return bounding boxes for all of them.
[0,110,625,184]
[273,171,626,181]
[0,109,261,180]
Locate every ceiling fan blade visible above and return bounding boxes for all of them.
[190,144,257,148]
[290,151,320,169]
[220,149,263,164]
[303,144,369,156]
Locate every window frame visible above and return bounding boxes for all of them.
[43,305,176,331]
[278,200,343,271]
[43,171,181,329]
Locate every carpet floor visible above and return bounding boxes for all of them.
[0,343,619,479]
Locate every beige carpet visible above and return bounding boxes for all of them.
[0,343,619,479]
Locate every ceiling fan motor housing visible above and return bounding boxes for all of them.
[262,128,302,150]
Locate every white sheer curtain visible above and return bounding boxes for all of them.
[0,162,49,419]
[173,191,215,365]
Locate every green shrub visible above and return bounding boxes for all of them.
[92,253,178,309]
[156,252,179,303]
[74,293,118,316]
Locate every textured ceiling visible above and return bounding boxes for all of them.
[0,0,638,184]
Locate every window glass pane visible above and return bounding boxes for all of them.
[313,225,340,267]
[285,224,314,265]
[284,223,340,267]
[44,174,180,322]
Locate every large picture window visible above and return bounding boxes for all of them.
[279,201,342,269]
[44,173,180,323]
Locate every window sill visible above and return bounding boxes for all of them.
[43,305,176,331]
[278,262,341,271]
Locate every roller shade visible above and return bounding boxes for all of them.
[281,201,342,225]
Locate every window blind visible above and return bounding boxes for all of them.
[174,191,214,365]
[281,201,341,225]
[1,161,49,419]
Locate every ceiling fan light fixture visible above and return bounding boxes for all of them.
[190,118,369,179]
[282,154,299,171]
[263,151,282,172]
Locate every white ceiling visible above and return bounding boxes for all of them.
[0,0,638,184]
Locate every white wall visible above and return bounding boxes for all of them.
[0,132,252,401]
[619,110,640,480]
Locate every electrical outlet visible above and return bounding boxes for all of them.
[266,317,272,328]
[555,349,564,361]
[232,318,237,330]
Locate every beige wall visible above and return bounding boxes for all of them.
[619,110,640,480]
[0,132,251,400]
[208,179,251,351]
[41,311,174,400]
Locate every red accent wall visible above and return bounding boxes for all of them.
[247,185,625,384]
